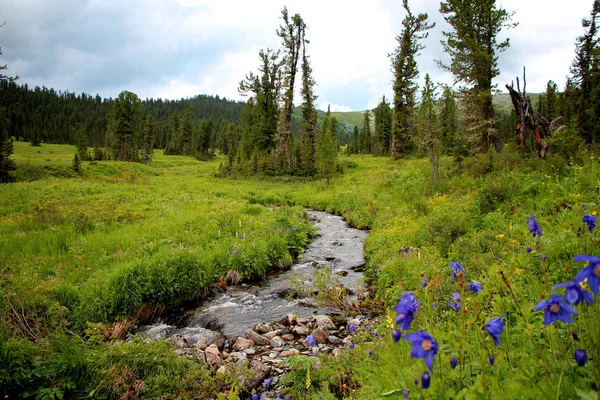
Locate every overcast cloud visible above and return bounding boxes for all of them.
[0,0,592,111]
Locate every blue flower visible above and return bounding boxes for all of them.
[469,281,482,293]
[553,280,594,305]
[421,279,428,287]
[485,315,505,347]
[533,294,578,325]
[582,214,597,233]
[395,292,419,331]
[306,335,316,347]
[421,371,431,389]
[449,262,465,279]
[527,212,542,237]
[451,292,461,302]
[349,343,355,350]
[392,329,402,343]
[402,389,409,398]
[252,395,259,400]
[574,349,588,367]
[348,324,357,333]
[264,379,271,388]
[573,254,600,295]
[489,354,495,365]
[526,246,532,254]
[449,302,460,312]
[450,357,457,369]
[404,331,438,371]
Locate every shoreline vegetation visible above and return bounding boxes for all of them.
[1,140,599,398]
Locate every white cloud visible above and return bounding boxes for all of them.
[318,102,353,113]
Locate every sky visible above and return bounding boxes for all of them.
[0,0,593,111]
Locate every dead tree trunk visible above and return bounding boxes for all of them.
[506,68,564,158]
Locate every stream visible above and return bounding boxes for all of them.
[137,210,368,344]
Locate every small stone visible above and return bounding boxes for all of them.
[169,334,190,348]
[245,348,256,355]
[297,317,310,325]
[254,323,273,334]
[240,360,270,390]
[292,325,310,336]
[222,351,229,359]
[281,334,295,341]
[196,330,225,350]
[332,348,343,357]
[269,351,279,359]
[348,318,361,328]
[288,313,298,325]
[205,344,222,368]
[311,326,329,344]
[263,330,282,340]
[328,335,342,345]
[280,349,300,357]
[244,329,270,345]
[342,336,352,345]
[216,365,228,374]
[314,315,336,330]
[228,352,246,363]
[233,337,255,351]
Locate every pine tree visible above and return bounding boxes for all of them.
[141,114,155,164]
[414,74,440,181]
[570,0,600,143]
[361,110,372,154]
[545,80,559,122]
[72,152,81,174]
[299,27,318,175]
[107,90,143,161]
[277,7,305,168]
[316,107,338,184]
[0,106,15,182]
[439,0,516,153]
[373,96,392,156]
[439,86,459,155]
[391,0,435,159]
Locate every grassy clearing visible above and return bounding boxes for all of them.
[1,141,599,399]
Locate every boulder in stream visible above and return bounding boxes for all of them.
[244,329,270,346]
[196,329,225,350]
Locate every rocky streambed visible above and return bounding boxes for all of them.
[135,210,371,396]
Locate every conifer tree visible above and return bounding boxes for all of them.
[545,81,559,122]
[107,90,143,161]
[361,110,372,154]
[439,0,516,153]
[373,96,392,156]
[299,27,318,175]
[570,0,600,142]
[141,114,155,164]
[439,86,458,155]
[391,0,435,159]
[316,107,338,184]
[414,74,440,181]
[0,106,15,182]
[277,7,305,168]
[349,126,359,155]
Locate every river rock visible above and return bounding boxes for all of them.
[269,336,285,347]
[287,313,298,325]
[297,317,310,325]
[332,348,343,357]
[240,360,271,390]
[348,318,361,328]
[280,349,300,357]
[233,337,254,351]
[169,334,190,348]
[314,315,336,330]
[292,325,310,336]
[254,323,273,334]
[244,329,270,345]
[216,365,229,374]
[245,348,256,355]
[342,336,352,345]
[281,333,294,341]
[205,344,223,368]
[228,351,246,363]
[263,329,282,339]
[327,335,342,345]
[196,329,225,350]
[311,326,329,344]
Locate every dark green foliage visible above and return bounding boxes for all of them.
[0,106,15,182]
[391,0,434,159]
[299,29,318,176]
[141,114,155,164]
[72,152,81,174]
[316,107,339,184]
[107,90,143,161]
[439,0,516,152]
[359,110,372,154]
[373,96,392,156]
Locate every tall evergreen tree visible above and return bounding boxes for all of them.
[141,114,155,164]
[545,80,559,122]
[0,106,15,182]
[277,7,305,168]
[316,107,338,184]
[391,0,435,159]
[439,86,458,155]
[570,0,600,143]
[361,110,372,154]
[107,90,143,161]
[299,27,318,175]
[373,96,392,156]
[414,74,440,181]
[439,0,516,153]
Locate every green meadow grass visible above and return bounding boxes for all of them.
[1,141,599,399]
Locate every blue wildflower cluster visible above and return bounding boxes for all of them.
[394,292,419,331]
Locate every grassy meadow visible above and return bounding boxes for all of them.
[1,141,599,399]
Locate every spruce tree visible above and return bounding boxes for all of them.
[439,0,516,153]
[373,96,392,156]
[361,110,372,154]
[141,114,155,164]
[107,90,143,161]
[439,86,458,155]
[391,0,434,159]
[414,74,440,181]
[0,106,15,182]
[299,27,318,175]
[316,107,338,184]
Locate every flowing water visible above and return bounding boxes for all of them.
[137,210,367,342]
